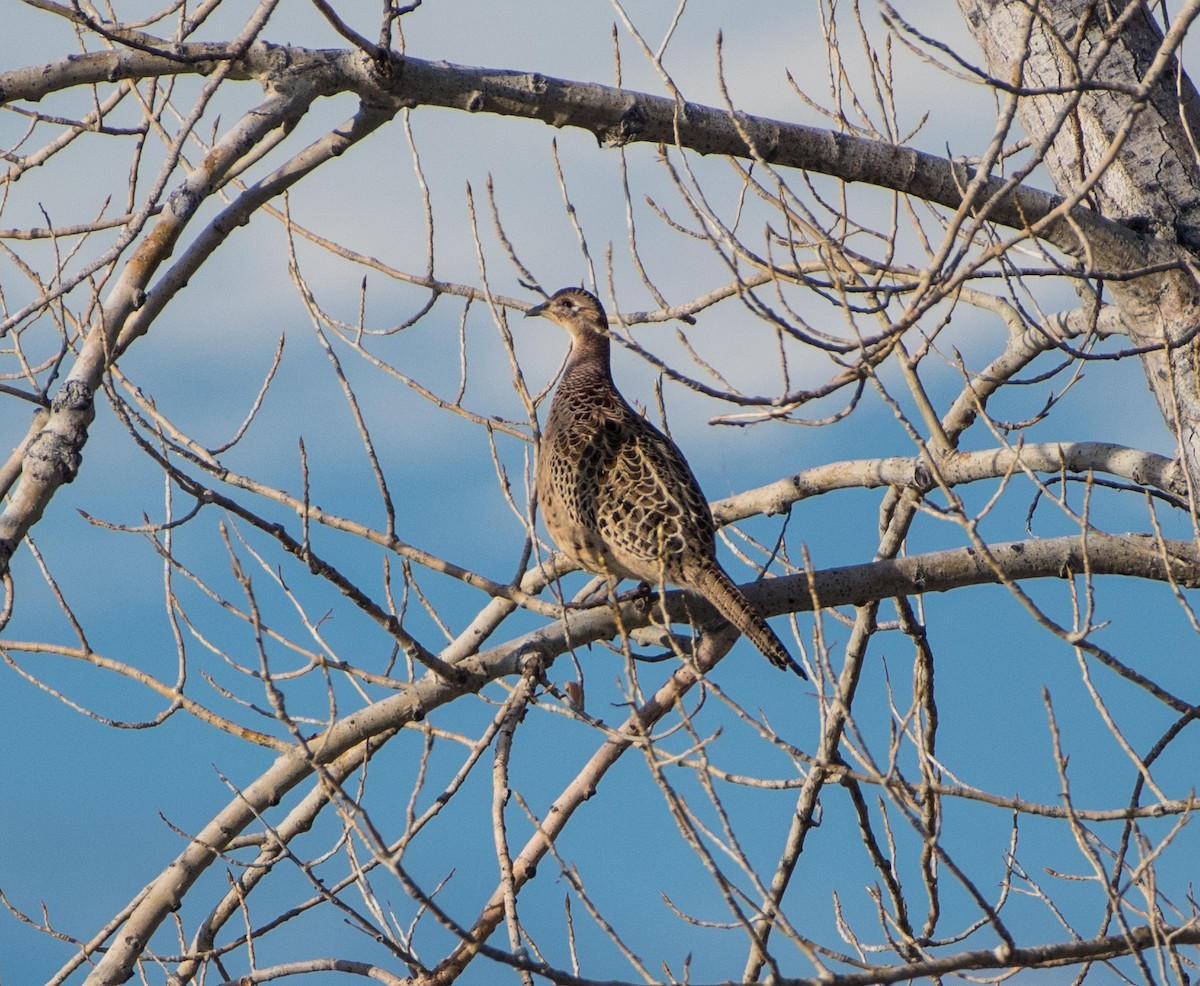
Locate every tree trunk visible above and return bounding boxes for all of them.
[958,0,1200,499]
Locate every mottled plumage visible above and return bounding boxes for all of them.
[526,287,805,678]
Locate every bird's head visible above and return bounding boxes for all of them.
[524,287,609,339]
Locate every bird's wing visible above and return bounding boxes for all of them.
[591,411,716,574]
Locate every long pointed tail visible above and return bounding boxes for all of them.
[690,563,807,679]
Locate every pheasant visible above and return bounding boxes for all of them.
[526,287,805,678]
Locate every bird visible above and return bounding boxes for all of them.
[525,287,806,678]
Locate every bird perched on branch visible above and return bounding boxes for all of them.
[526,287,806,678]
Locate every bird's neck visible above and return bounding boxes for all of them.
[563,329,613,384]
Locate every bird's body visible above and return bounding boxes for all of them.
[527,287,806,678]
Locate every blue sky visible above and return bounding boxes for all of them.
[1,2,1197,984]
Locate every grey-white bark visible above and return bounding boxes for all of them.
[958,0,1200,496]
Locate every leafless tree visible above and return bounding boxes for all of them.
[1,1,1198,984]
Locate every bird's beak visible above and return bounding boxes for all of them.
[525,301,549,319]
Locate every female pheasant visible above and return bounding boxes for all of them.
[526,287,805,678]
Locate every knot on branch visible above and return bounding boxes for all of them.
[169,183,200,218]
[369,47,402,88]
[262,41,294,80]
[910,459,935,493]
[516,646,547,679]
[599,102,648,148]
[1162,458,1190,496]
[51,378,94,417]
[25,430,84,485]
[25,380,95,486]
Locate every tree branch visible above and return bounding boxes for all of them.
[81,530,1198,983]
